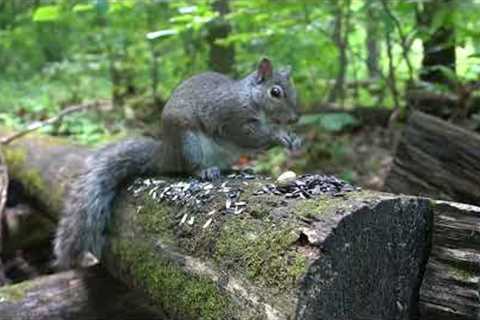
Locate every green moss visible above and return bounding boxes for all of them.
[294,197,342,219]
[4,146,65,211]
[247,200,275,219]
[4,147,44,193]
[3,146,27,170]
[135,196,175,243]
[449,265,476,281]
[111,240,232,320]
[0,280,35,302]
[293,190,382,219]
[214,216,307,290]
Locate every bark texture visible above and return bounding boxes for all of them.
[419,201,480,320]
[384,111,480,206]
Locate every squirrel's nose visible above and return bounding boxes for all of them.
[288,113,300,125]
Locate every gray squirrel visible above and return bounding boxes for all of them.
[54,57,300,269]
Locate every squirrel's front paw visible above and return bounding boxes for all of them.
[276,131,303,151]
[199,167,221,181]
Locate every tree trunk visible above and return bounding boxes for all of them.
[384,111,480,205]
[0,265,165,320]
[419,201,480,320]
[328,0,351,104]
[365,1,381,79]
[1,131,433,320]
[417,0,456,85]
[206,0,235,75]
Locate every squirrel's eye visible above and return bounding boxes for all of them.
[270,86,282,98]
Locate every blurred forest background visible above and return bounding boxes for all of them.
[1,0,479,189]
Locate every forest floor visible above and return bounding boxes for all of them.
[251,125,397,191]
[305,127,395,190]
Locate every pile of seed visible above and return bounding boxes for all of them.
[254,174,358,199]
[128,171,257,215]
[128,172,357,217]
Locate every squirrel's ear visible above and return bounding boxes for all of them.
[280,65,292,79]
[256,57,273,84]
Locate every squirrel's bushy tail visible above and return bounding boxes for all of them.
[54,138,162,269]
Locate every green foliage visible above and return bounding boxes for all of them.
[0,0,479,157]
[299,113,358,132]
[33,5,61,22]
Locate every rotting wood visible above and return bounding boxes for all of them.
[419,200,480,320]
[384,111,480,206]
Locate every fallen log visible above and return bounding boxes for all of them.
[303,104,393,128]
[1,132,89,216]
[384,111,480,206]
[0,265,165,320]
[419,201,480,320]
[2,132,434,319]
[406,88,480,119]
[2,204,55,256]
[383,113,480,319]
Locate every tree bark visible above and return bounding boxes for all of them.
[385,112,480,319]
[384,111,480,206]
[206,0,235,75]
[419,201,480,320]
[328,0,351,104]
[0,265,165,320]
[365,2,381,79]
[1,131,434,320]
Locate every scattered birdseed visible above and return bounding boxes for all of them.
[202,218,213,229]
[179,214,188,225]
[259,174,358,199]
[128,171,358,222]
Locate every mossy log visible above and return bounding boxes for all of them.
[2,132,434,319]
[1,131,90,215]
[0,265,165,320]
[384,111,480,206]
[2,204,56,256]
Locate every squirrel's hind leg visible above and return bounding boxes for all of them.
[181,131,223,181]
[199,166,221,181]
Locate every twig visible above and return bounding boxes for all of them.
[1,100,107,145]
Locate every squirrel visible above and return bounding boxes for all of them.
[54,57,300,269]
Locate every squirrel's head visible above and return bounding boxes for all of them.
[250,58,299,125]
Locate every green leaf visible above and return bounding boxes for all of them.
[299,113,358,132]
[33,5,60,22]
[73,4,95,13]
[109,0,135,13]
[430,65,458,83]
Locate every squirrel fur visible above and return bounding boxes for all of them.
[54,58,300,269]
